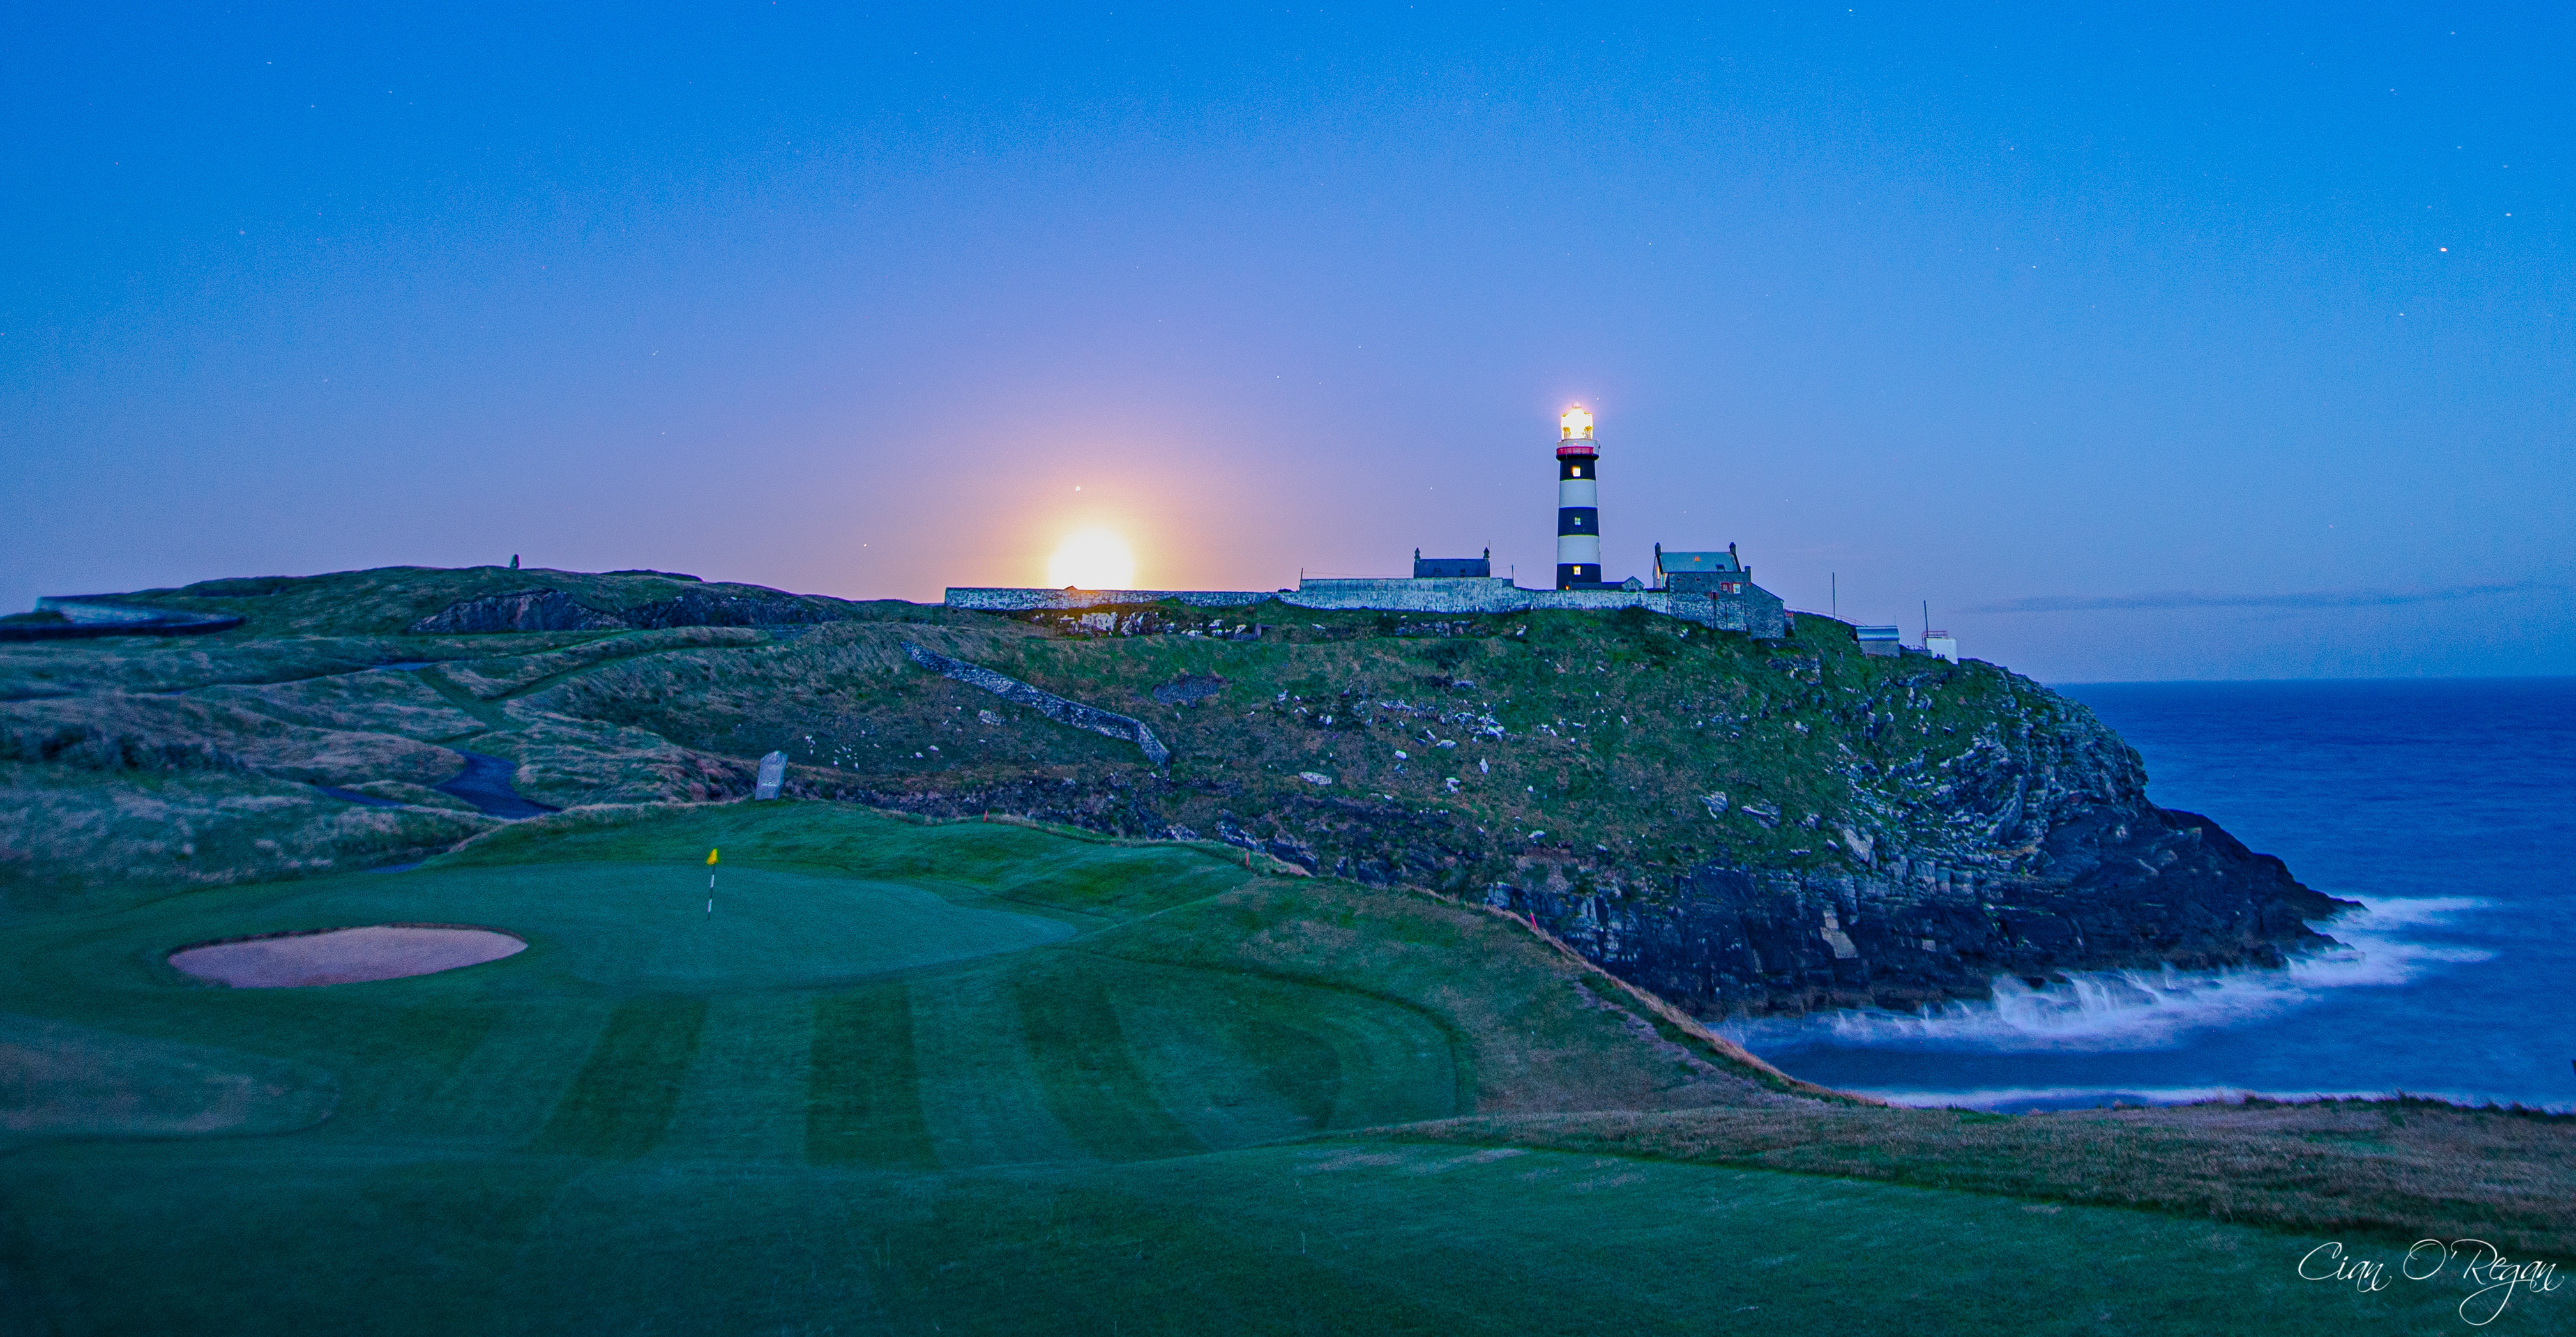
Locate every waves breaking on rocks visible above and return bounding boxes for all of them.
[1729,897,2494,1057]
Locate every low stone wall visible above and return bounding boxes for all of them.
[944,576,1789,638]
[943,588,1280,613]
[1285,577,1531,614]
[1,599,245,643]
[901,642,1171,766]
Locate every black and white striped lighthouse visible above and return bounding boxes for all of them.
[1554,404,1600,588]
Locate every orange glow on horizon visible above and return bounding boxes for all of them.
[1045,528,1137,589]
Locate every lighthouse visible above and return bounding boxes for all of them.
[1554,404,1600,588]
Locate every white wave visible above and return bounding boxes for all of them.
[2328,895,2489,929]
[1851,1084,2573,1115]
[2288,896,2493,989]
[1727,896,2493,1054]
[1778,968,2316,1051]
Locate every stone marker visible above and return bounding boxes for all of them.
[755,751,786,800]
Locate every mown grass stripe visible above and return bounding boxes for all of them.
[532,998,706,1159]
[1234,1016,1344,1133]
[1011,965,1206,1163]
[805,985,937,1168]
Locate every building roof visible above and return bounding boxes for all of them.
[1655,549,1741,574]
[1413,548,1492,579]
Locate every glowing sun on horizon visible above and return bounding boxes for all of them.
[1046,528,1136,590]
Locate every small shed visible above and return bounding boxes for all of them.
[1855,625,1902,657]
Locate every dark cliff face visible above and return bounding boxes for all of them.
[1480,682,2352,1016]
[1487,805,2346,1016]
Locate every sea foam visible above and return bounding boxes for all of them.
[1843,1083,2571,1115]
[1728,896,2492,1055]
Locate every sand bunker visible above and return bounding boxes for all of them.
[169,926,526,988]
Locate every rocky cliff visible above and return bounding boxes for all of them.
[1479,691,2349,1014]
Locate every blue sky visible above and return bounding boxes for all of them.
[5,3,2569,680]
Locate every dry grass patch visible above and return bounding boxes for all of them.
[195,671,488,740]
[0,765,495,903]
[0,632,580,699]
[0,692,460,786]
[1372,1097,2576,1258]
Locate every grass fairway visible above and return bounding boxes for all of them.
[0,806,2499,1334]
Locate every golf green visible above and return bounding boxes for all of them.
[126,862,1081,990]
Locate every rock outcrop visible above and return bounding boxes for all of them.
[617,590,844,629]
[407,590,627,634]
[1478,680,2351,1014]
[1487,808,2343,1016]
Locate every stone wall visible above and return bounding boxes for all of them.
[944,576,1790,638]
[900,641,1172,766]
[943,587,1283,613]
[3,599,245,643]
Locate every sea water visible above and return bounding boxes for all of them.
[1729,678,2576,1113]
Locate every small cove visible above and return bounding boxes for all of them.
[431,751,558,819]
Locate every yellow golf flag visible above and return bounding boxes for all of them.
[706,849,720,866]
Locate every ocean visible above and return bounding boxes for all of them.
[1728,677,2576,1113]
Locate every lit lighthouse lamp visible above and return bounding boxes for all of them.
[1554,404,1600,589]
